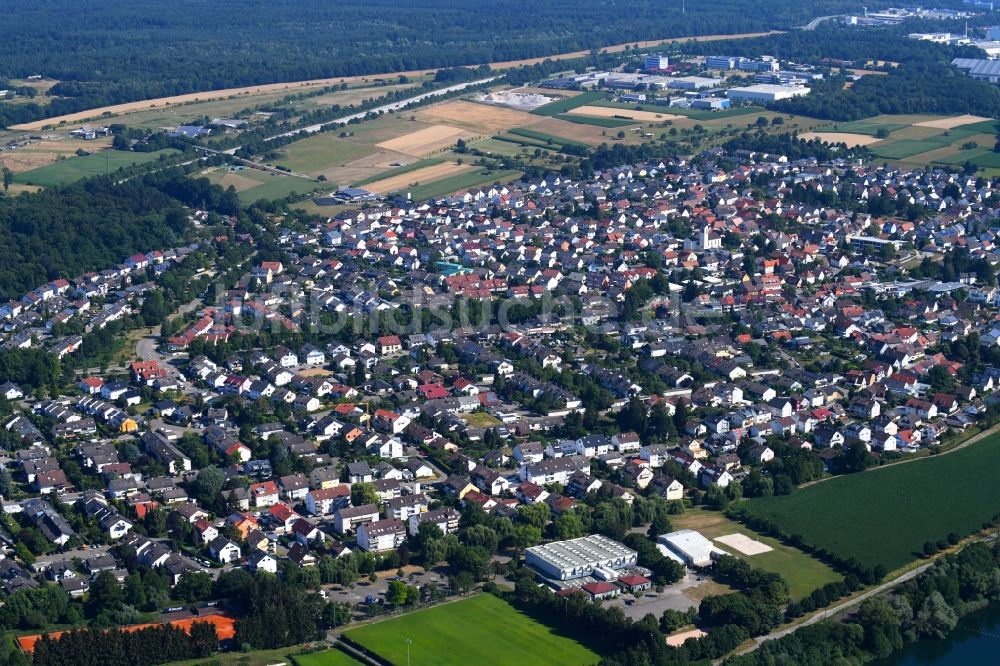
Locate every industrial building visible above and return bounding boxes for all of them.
[525,534,637,581]
[691,98,730,111]
[726,84,810,102]
[667,76,724,90]
[644,54,669,71]
[657,529,723,567]
[706,55,778,72]
[953,58,1000,82]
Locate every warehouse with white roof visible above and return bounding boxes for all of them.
[525,534,638,581]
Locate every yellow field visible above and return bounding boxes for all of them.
[376,124,467,156]
[799,132,883,147]
[414,100,539,134]
[364,161,472,194]
[912,114,992,130]
[571,105,680,122]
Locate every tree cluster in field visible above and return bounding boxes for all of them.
[727,540,1000,665]
[30,621,217,666]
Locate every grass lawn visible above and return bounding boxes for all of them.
[206,167,324,202]
[405,168,521,201]
[344,594,599,666]
[530,91,609,117]
[461,412,502,428]
[15,148,178,186]
[744,431,1000,571]
[291,649,363,666]
[670,508,841,600]
[277,133,377,175]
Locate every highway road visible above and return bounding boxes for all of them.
[801,15,843,30]
[270,76,498,140]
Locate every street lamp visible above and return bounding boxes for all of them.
[406,638,412,666]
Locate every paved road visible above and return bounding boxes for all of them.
[801,15,843,30]
[270,77,498,140]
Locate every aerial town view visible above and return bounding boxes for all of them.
[2,1,1000,665]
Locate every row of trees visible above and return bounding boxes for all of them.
[0,0,861,127]
[728,541,1000,664]
[31,621,217,666]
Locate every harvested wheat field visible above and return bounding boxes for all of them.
[912,115,993,130]
[572,105,680,122]
[799,132,883,147]
[364,161,472,194]
[376,124,467,156]
[415,99,539,134]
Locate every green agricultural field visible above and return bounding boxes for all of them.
[276,133,377,175]
[744,432,1000,571]
[507,127,589,149]
[352,156,446,187]
[530,91,609,117]
[15,148,178,186]
[555,113,636,128]
[344,594,600,666]
[405,168,521,201]
[291,648,363,666]
[870,139,949,160]
[670,509,841,600]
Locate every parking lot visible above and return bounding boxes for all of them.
[606,571,718,619]
[322,565,451,610]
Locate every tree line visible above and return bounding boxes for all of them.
[0,0,866,127]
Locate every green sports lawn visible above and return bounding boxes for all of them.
[344,594,600,666]
[744,431,1000,571]
[292,649,363,666]
[15,148,178,186]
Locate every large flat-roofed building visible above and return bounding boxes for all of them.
[667,76,724,90]
[525,534,637,581]
[726,84,810,103]
[657,529,724,567]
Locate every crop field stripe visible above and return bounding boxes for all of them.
[507,127,589,149]
[351,156,447,187]
[743,430,1000,570]
[406,168,522,201]
[529,91,609,117]
[555,113,637,128]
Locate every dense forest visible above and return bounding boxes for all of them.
[0,172,235,299]
[0,0,867,126]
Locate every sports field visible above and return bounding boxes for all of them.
[292,649,363,666]
[744,431,1000,571]
[14,148,179,186]
[670,509,841,600]
[344,594,599,666]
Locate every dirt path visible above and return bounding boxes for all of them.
[11,30,782,131]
